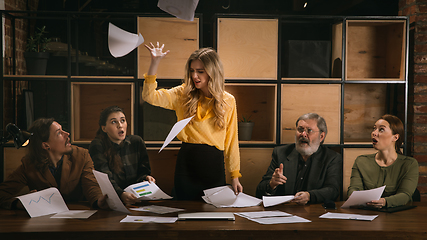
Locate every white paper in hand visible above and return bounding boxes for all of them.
[341,185,386,208]
[108,22,144,58]
[159,116,194,152]
[92,170,130,214]
[124,181,172,200]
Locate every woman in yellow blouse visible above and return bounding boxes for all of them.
[142,42,243,200]
[348,114,418,208]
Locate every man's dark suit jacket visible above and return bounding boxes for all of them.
[256,144,342,204]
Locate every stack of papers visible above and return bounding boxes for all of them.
[202,186,262,208]
[124,181,172,200]
[235,211,311,224]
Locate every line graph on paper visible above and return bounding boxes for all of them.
[28,192,55,205]
[16,187,69,217]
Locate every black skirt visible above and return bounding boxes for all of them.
[174,142,226,200]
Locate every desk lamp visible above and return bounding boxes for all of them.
[0,123,32,148]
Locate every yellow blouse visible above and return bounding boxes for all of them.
[142,74,242,179]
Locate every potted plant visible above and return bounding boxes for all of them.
[24,26,51,75]
[238,115,254,141]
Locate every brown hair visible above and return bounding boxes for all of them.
[182,48,226,129]
[27,118,55,171]
[95,106,124,174]
[379,114,404,154]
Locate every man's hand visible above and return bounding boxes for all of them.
[97,194,109,209]
[120,192,139,205]
[367,198,386,208]
[269,163,287,190]
[292,191,310,205]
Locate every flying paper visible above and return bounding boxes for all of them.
[157,0,199,21]
[159,116,194,152]
[108,22,144,58]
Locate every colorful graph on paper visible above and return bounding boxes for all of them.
[132,183,152,197]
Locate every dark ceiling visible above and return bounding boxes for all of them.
[37,0,399,16]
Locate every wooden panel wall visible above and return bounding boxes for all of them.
[71,82,134,143]
[217,18,278,80]
[137,17,199,79]
[281,84,341,144]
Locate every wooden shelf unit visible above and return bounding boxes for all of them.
[1,13,408,201]
[71,82,134,144]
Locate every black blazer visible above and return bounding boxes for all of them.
[256,144,342,203]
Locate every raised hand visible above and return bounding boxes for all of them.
[145,42,170,75]
[269,163,287,190]
[145,42,169,60]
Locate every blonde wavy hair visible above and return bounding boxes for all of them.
[182,48,226,129]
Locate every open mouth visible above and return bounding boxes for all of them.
[118,130,125,136]
[372,138,378,144]
[299,138,309,145]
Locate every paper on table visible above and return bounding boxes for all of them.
[51,210,97,219]
[129,205,184,214]
[17,187,69,218]
[341,186,386,208]
[251,215,311,224]
[92,170,130,214]
[124,181,172,200]
[159,116,194,153]
[203,186,262,208]
[319,212,378,221]
[235,211,292,219]
[157,0,199,21]
[108,22,144,58]
[120,215,178,223]
[263,195,295,207]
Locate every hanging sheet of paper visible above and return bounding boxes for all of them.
[124,181,172,200]
[108,22,144,58]
[159,116,194,152]
[17,187,69,218]
[341,185,386,208]
[92,170,130,214]
[157,0,199,21]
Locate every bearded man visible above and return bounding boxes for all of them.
[256,113,342,205]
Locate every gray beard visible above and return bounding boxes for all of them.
[295,137,320,157]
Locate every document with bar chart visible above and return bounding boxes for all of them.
[124,181,172,200]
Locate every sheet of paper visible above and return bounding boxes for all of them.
[203,185,262,208]
[341,186,386,208]
[157,0,199,21]
[120,215,178,223]
[263,195,295,207]
[51,210,97,219]
[17,187,69,218]
[235,211,292,219]
[92,170,130,214]
[159,116,194,152]
[251,215,311,224]
[124,181,172,200]
[129,205,184,214]
[108,22,144,58]
[319,212,378,221]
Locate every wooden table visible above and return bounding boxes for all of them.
[1,201,426,240]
